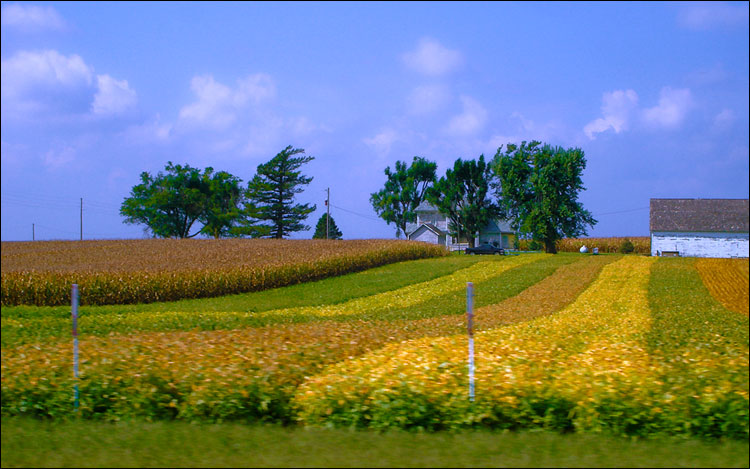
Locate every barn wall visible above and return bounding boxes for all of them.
[651,231,749,258]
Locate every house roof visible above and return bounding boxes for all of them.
[409,223,448,237]
[415,201,439,212]
[483,218,514,233]
[650,198,749,233]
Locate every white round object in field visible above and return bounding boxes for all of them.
[580,245,588,253]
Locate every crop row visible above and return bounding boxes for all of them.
[695,258,749,315]
[293,256,748,439]
[0,254,609,422]
[1,240,447,306]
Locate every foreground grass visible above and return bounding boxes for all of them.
[2,418,748,468]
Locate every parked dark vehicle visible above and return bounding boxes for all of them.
[465,243,505,255]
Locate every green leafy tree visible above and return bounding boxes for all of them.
[427,155,500,247]
[370,156,437,237]
[246,145,316,239]
[200,169,247,239]
[312,213,343,239]
[121,162,212,238]
[492,141,596,254]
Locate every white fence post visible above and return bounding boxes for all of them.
[467,282,475,402]
[72,284,79,412]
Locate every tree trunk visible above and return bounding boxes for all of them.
[544,238,557,254]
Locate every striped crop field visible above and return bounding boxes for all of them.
[1,247,748,441]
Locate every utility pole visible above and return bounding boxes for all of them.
[80,198,83,241]
[326,188,330,239]
[32,223,35,241]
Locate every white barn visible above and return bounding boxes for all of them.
[650,198,749,258]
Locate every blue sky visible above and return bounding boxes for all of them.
[2,1,748,241]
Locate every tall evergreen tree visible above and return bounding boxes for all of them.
[312,213,343,239]
[246,145,316,239]
[492,141,596,253]
[427,155,500,247]
[370,156,437,237]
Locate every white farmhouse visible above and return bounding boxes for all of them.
[650,198,749,258]
[405,202,516,250]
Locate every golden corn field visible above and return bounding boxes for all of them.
[1,241,748,440]
[0,239,447,306]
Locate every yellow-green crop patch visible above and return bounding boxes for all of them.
[293,256,749,439]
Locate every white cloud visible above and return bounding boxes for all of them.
[121,114,172,144]
[179,74,275,128]
[235,74,276,104]
[1,3,66,32]
[1,50,93,94]
[1,50,94,117]
[363,128,398,157]
[677,2,749,30]
[583,89,639,139]
[642,87,693,128]
[406,84,451,115]
[92,75,137,116]
[446,96,487,136]
[402,38,463,76]
[712,108,735,131]
[43,146,76,169]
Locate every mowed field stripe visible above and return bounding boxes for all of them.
[695,258,749,316]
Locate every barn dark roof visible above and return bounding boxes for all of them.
[650,199,749,233]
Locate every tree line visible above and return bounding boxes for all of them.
[370,140,596,254]
[121,140,596,252]
[120,146,342,240]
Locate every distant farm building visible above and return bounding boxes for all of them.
[406,202,515,251]
[649,198,749,258]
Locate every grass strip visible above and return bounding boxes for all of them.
[2,417,748,468]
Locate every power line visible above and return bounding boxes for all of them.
[329,203,382,221]
[594,207,649,216]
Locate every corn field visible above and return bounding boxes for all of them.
[0,239,447,306]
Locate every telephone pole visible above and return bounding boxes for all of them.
[80,198,83,241]
[326,188,330,239]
